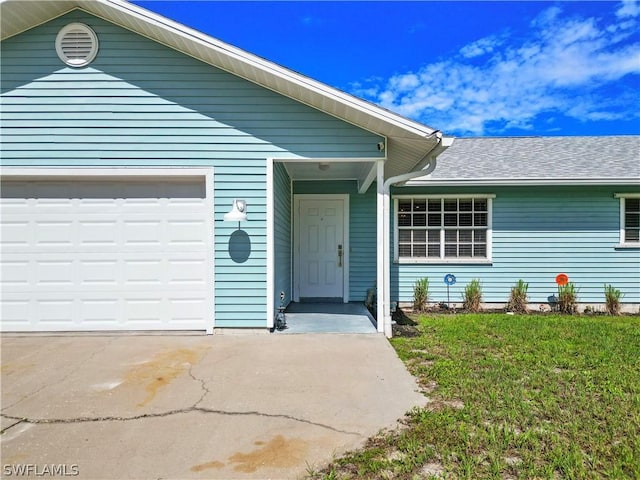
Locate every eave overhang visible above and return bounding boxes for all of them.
[0,0,444,179]
[404,178,640,187]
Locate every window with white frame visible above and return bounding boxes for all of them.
[395,196,493,262]
[616,194,640,246]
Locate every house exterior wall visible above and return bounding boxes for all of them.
[0,11,384,329]
[392,185,640,309]
[293,181,377,303]
[273,162,292,313]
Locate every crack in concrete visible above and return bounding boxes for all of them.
[0,408,362,436]
[0,418,24,435]
[187,363,210,407]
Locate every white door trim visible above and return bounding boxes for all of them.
[0,166,215,334]
[293,194,349,303]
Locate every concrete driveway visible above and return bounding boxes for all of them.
[1,334,425,479]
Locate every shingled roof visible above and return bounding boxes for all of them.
[407,135,640,185]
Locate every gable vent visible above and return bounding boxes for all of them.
[55,23,99,67]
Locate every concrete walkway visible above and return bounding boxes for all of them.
[278,302,377,334]
[1,334,425,479]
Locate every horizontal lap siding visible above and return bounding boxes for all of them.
[392,186,640,306]
[1,11,383,328]
[274,163,292,312]
[349,188,377,301]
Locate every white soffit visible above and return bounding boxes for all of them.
[0,0,443,178]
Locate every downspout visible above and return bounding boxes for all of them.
[381,132,454,337]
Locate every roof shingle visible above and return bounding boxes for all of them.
[410,136,640,185]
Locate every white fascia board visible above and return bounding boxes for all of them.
[404,178,640,187]
[89,1,438,140]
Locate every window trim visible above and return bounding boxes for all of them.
[394,194,495,264]
[615,193,640,248]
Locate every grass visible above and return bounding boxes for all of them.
[307,313,640,479]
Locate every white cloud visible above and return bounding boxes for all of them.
[352,2,640,135]
[459,35,505,58]
[616,0,640,18]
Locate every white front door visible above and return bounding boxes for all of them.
[295,196,348,301]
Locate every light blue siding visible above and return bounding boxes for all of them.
[1,11,384,328]
[274,163,292,314]
[392,185,640,307]
[293,181,377,302]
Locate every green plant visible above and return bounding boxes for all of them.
[507,279,529,313]
[462,279,483,312]
[557,282,578,314]
[413,277,429,312]
[604,284,624,316]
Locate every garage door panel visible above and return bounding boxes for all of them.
[81,260,120,286]
[123,219,163,246]
[0,298,31,328]
[0,219,30,247]
[36,259,75,287]
[1,259,29,287]
[36,222,75,246]
[124,258,163,286]
[0,174,214,332]
[37,299,75,324]
[78,219,119,246]
[167,219,208,245]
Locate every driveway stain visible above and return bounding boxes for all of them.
[190,460,224,472]
[229,435,308,473]
[123,348,206,407]
[190,435,309,474]
[1,362,34,376]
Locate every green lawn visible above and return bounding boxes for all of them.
[309,313,640,479]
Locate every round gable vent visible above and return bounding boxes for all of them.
[56,23,99,67]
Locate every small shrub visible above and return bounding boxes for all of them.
[463,279,483,312]
[604,284,624,315]
[507,279,529,313]
[413,277,429,312]
[557,282,578,314]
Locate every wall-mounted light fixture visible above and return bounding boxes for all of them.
[223,199,247,222]
[377,141,386,152]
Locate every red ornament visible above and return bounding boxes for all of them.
[555,273,569,286]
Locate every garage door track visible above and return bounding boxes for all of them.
[1,334,425,479]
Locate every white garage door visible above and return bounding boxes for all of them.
[0,169,214,332]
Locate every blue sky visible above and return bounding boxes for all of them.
[135,1,640,137]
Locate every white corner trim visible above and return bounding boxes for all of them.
[205,167,216,334]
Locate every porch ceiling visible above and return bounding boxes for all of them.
[283,160,375,188]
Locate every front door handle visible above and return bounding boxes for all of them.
[338,244,343,267]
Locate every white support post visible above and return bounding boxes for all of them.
[376,160,385,332]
